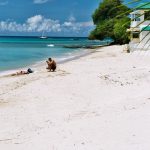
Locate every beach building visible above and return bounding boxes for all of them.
[128,3,150,51]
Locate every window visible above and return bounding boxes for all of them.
[133,32,139,38]
[145,11,150,20]
[135,14,141,21]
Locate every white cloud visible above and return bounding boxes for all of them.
[0,15,61,32]
[68,15,76,22]
[79,21,94,27]
[33,0,49,4]
[62,15,93,33]
[0,15,94,34]
[0,1,8,6]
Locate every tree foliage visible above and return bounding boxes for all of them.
[89,0,131,44]
[114,17,130,44]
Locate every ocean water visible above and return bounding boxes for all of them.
[0,36,108,72]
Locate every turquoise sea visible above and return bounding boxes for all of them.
[0,36,109,72]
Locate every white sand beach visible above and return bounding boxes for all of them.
[0,45,150,150]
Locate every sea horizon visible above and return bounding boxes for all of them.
[0,35,89,38]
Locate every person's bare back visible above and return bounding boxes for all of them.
[46,58,56,72]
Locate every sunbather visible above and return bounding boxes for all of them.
[11,68,34,76]
[46,58,56,72]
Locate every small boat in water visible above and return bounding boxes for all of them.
[40,36,48,39]
[39,31,48,39]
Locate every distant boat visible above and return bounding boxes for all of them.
[40,30,48,39]
[40,36,48,39]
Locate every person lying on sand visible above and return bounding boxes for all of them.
[11,68,34,76]
[46,58,56,72]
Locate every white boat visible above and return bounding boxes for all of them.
[40,36,48,39]
[40,31,48,39]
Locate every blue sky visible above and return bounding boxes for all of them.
[0,0,100,36]
[0,0,149,36]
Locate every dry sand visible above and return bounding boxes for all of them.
[0,45,150,150]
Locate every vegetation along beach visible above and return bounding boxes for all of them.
[0,0,150,150]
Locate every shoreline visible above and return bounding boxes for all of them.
[0,46,102,77]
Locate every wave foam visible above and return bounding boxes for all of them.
[47,44,54,47]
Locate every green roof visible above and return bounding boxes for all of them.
[142,26,150,31]
[136,3,150,10]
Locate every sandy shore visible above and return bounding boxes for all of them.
[0,45,150,150]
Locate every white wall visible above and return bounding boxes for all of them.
[130,10,144,28]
